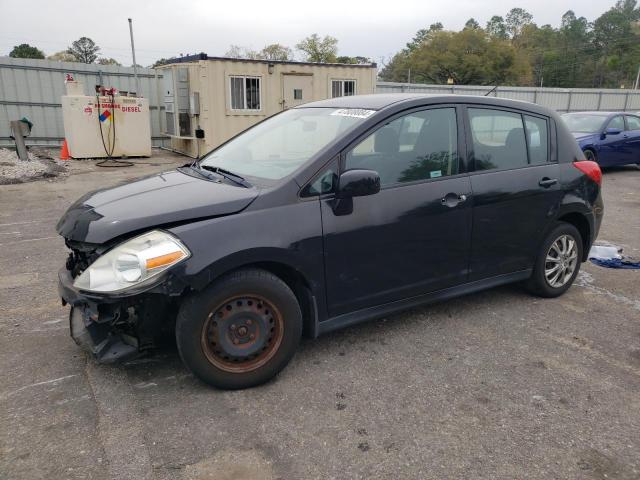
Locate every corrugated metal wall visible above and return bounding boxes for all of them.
[0,56,166,147]
[376,82,640,112]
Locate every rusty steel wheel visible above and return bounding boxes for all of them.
[177,268,302,389]
[200,294,285,373]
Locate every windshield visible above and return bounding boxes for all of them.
[561,114,608,133]
[199,108,373,180]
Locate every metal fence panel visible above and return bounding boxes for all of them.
[0,56,165,147]
[376,82,640,113]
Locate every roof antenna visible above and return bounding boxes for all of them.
[485,85,499,96]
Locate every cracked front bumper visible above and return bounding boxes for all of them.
[58,268,178,363]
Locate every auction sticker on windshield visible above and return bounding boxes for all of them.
[331,109,376,119]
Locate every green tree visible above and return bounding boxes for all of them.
[259,44,293,61]
[224,45,260,59]
[67,37,100,63]
[47,50,78,62]
[336,55,372,64]
[464,18,481,30]
[506,8,534,39]
[405,23,443,53]
[486,16,508,39]
[402,29,531,85]
[9,43,45,59]
[97,57,121,66]
[296,34,338,63]
[378,52,411,82]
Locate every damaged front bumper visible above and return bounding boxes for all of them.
[58,268,180,363]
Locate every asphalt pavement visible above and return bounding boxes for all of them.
[1,151,639,480]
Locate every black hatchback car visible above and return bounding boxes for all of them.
[57,94,604,389]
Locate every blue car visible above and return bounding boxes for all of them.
[561,112,640,167]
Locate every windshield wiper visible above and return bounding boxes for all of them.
[200,165,252,188]
[179,164,219,181]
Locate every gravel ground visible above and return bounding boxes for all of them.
[0,152,639,480]
[0,147,67,185]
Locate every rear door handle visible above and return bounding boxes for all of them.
[538,178,558,188]
[441,193,467,207]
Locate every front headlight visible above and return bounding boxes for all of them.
[73,230,190,293]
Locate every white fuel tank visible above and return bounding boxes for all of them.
[61,92,151,158]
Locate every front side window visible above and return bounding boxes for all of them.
[469,108,528,171]
[345,108,458,187]
[200,108,368,180]
[331,80,356,98]
[301,165,338,197]
[607,115,624,131]
[230,76,261,110]
[625,115,640,131]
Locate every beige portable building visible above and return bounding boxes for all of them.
[157,54,377,158]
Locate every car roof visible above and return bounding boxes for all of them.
[563,111,630,117]
[299,93,555,116]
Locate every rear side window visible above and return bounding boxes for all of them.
[524,115,549,164]
[469,108,528,171]
[346,108,458,187]
[626,115,640,131]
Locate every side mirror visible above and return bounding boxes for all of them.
[604,127,622,136]
[337,169,380,198]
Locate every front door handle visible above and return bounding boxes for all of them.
[539,177,558,188]
[441,192,467,207]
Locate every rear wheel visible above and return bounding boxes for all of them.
[176,268,302,389]
[525,223,583,298]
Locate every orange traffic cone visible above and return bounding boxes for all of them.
[60,139,70,160]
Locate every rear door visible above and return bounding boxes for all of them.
[465,106,561,281]
[319,106,472,316]
[624,115,640,164]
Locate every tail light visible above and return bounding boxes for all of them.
[573,161,602,186]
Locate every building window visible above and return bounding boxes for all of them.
[230,76,261,110]
[293,89,303,100]
[331,79,356,98]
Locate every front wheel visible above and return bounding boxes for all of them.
[176,268,302,389]
[525,223,583,298]
[584,149,597,162]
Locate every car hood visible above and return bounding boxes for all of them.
[56,169,259,244]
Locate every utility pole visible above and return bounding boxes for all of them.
[128,18,141,97]
[634,64,640,90]
[408,68,411,84]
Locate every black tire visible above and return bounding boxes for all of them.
[584,149,597,162]
[176,268,302,389]
[525,222,583,298]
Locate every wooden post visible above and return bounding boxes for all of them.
[10,121,29,161]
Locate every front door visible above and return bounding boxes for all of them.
[321,106,472,317]
[282,74,313,109]
[464,106,562,280]
[599,115,632,166]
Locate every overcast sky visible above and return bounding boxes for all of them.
[0,0,616,67]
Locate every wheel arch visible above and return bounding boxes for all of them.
[185,249,322,339]
[557,211,591,261]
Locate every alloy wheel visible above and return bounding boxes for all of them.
[544,234,579,288]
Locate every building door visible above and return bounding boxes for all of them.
[282,74,313,109]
